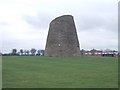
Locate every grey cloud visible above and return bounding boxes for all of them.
[73,1,118,32]
[23,14,52,29]
[75,14,117,32]
[0,22,9,26]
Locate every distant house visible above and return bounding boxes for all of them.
[80,49,118,57]
[80,49,86,55]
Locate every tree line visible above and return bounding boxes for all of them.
[2,48,45,56]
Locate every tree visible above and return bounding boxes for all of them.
[24,50,27,55]
[26,50,30,55]
[0,51,2,56]
[30,48,36,56]
[41,50,45,56]
[12,49,17,55]
[20,49,24,56]
[36,50,41,56]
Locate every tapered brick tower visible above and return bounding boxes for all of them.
[45,15,80,56]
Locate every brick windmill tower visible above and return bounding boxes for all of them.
[45,15,80,56]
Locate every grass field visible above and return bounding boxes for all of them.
[2,56,118,88]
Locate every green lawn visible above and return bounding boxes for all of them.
[2,56,118,88]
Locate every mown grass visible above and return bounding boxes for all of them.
[2,56,118,88]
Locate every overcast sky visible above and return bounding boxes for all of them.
[0,0,118,53]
